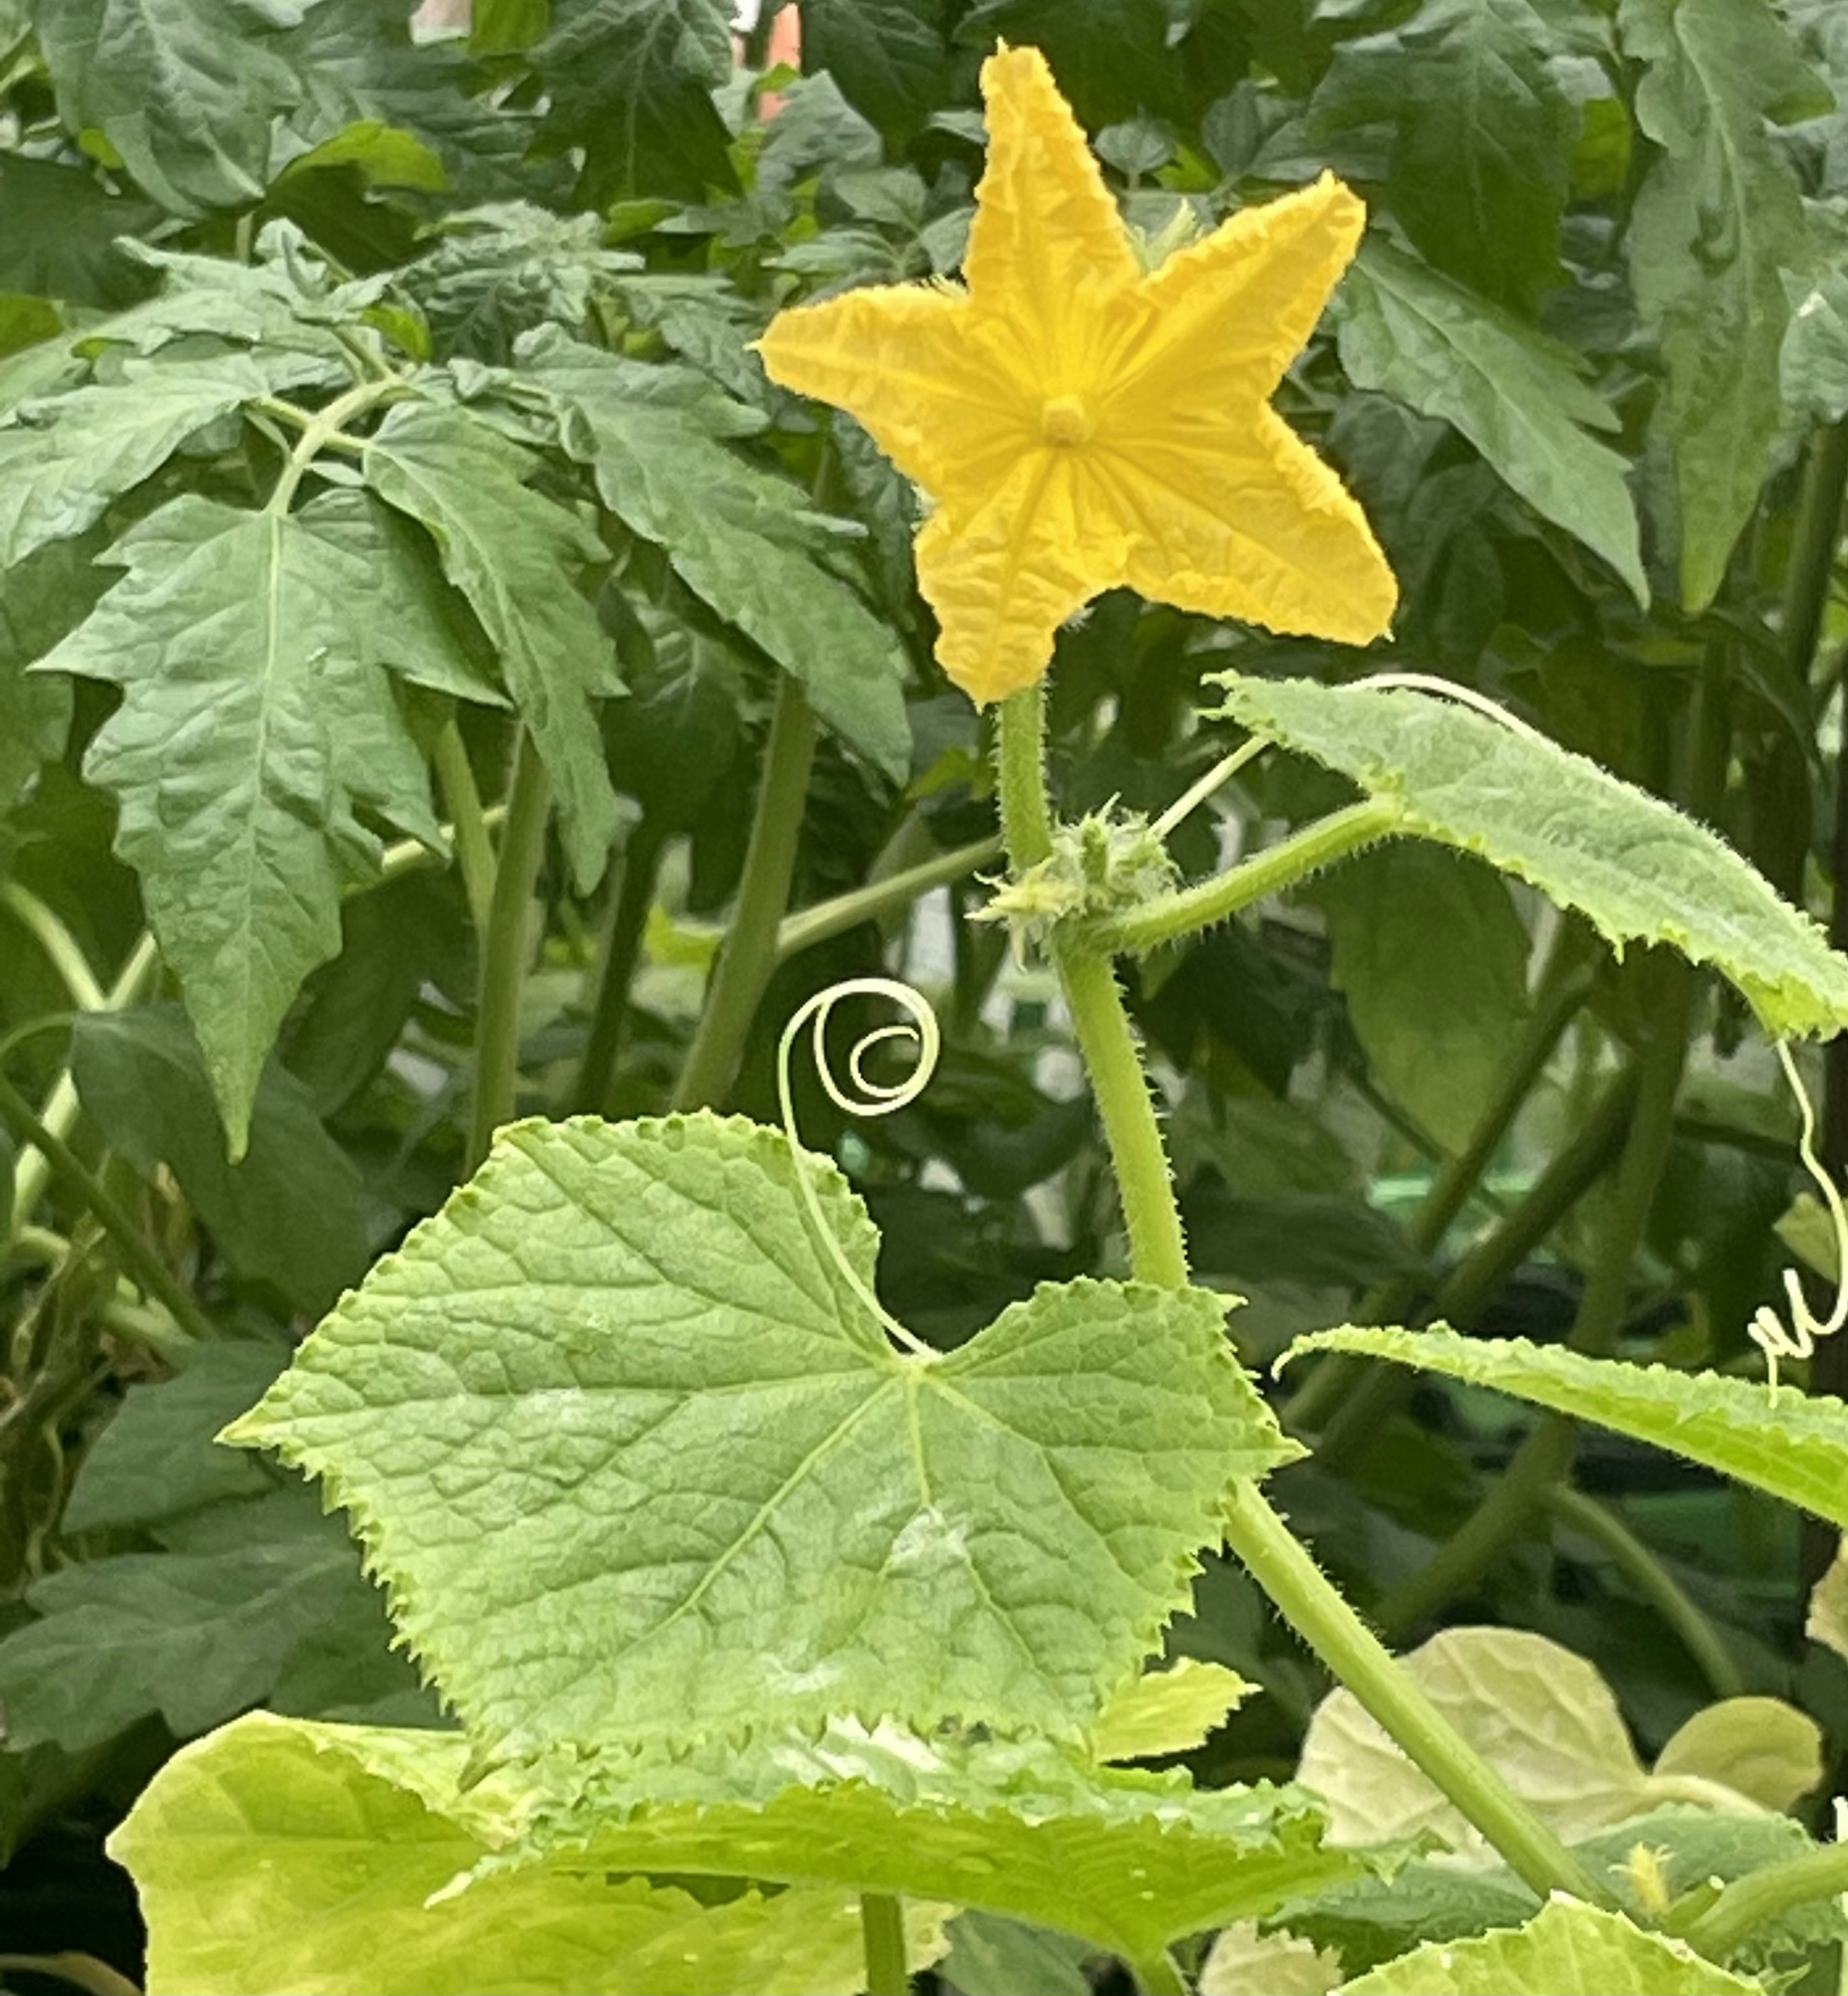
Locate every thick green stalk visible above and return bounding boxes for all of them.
[1783,418,1848,692]
[773,834,1003,967]
[992,690,1607,1910]
[572,824,665,1115]
[858,1892,908,1996]
[431,718,498,938]
[1088,798,1402,957]
[1543,1486,1744,1700]
[0,883,105,1011]
[1677,1841,1848,1963]
[468,732,551,1172]
[671,676,818,1112]
[0,1072,207,1344]
[265,377,405,515]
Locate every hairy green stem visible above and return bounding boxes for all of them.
[1543,1486,1743,1700]
[0,1072,206,1344]
[431,718,498,937]
[774,834,1003,967]
[573,824,665,1116]
[1129,1949,1190,1996]
[1088,798,1402,957]
[0,883,105,1011]
[993,688,1607,1910]
[1677,1840,1848,1962]
[468,732,551,1172]
[10,932,161,1241]
[858,1891,908,1996]
[671,676,818,1112]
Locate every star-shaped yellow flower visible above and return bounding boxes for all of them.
[756,44,1398,706]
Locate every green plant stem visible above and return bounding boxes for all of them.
[572,824,665,1115]
[1376,962,1694,1636]
[1543,1485,1743,1700]
[10,931,161,1241]
[1087,798,1402,957]
[671,675,818,1112]
[1676,1840,1848,1962]
[1129,1949,1190,1996]
[1784,418,1848,690]
[431,718,498,937]
[0,1953,141,1996]
[773,834,1003,967]
[264,377,405,515]
[858,1892,908,1996]
[1306,1063,1639,1467]
[0,1071,207,1343]
[992,687,1608,1911]
[0,883,105,1011]
[376,804,508,888]
[469,732,551,1172]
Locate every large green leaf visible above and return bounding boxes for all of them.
[36,495,450,1154]
[0,156,160,309]
[111,1712,942,1996]
[361,399,622,891]
[1310,0,1576,312]
[1211,674,1848,1037]
[797,0,952,145]
[1342,1899,1760,1995]
[72,1005,370,1315]
[0,349,332,569]
[1287,1326,1848,1527]
[227,1112,1293,1759]
[1333,240,1646,604]
[533,0,737,204]
[34,0,313,215]
[1619,0,1829,610]
[524,333,911,781]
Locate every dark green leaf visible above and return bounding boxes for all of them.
[0,531,107,820]
[0,156,161,309]
[797,0,952,146]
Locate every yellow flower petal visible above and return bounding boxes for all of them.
[754,42,1399,706]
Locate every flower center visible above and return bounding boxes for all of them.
[1039,394,1093,447]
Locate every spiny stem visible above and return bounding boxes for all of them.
[672,675,818,1112]
[468,732,550,1172]
[858,1891,908,1996]
[774,834,1003,967]
[991,687,1609,1911]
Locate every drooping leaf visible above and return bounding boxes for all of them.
[110,1712,943,1996]
[0,349,334,569]
[1309,0,1577,312]
[227,1112,1294,1759]
[361,399,622,891]
[1211,674,1848,1038]
[798,0,952,146]
[1651,1697,1822,1816]
[36,496,449,1154]
[1619,0,1830,610]
[1341,1898,1760,1996]
[0,156,161,309]
[34,0,313,216]
[533,0,738,205]
[1286,1326,1848,1528]
[1313,846,1531,1154]
[1333,240,1646,604]
[523,333,911,780]
[72,1005,371,1315]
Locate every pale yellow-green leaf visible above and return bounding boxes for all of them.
[1652,1698,1822,1816]
[1200,1920,1342,1996]
[1088,1658,1254,1762]
[1806,1540,1848,1666]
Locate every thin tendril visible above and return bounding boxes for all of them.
[1150,734,1271,841]
[1749,1040,1848,1402]
[777,978,941,1362]
[1346,669,1561,752]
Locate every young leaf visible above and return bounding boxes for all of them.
[226,1112,1295,1759]
[1198,1921,1341,1996]
[1620,0,1829,610]
[1088,1657,1254,1762]
[1309,0,1576,313]
[361,399,623,891]
[1333,240,1647,604]
[37,496,449,1154]
[110,1712,940,1996]
[1341,1898,1760,1996]
[524,333,911,780]
[1286,1326,1848,1528]
[1212,674,1848,1038]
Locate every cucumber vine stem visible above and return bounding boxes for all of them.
[468,731,551,1172]
[858,1891,908,1996]
[993,683,1608,1911]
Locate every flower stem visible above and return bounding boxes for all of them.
[858,1892,908,1996]
[671,675,818,1112]
[773,834,1003,968]
[468,731,550,1172]
[991,688,1608,1911]
[431,718,498,938]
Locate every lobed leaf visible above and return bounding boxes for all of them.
[226,1111,1295,1759]
[1287,1326,1848,1527]
[1212,674,1848,1038]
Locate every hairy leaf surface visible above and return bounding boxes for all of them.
[1213,674,1848,1036]
[228,1112,1292,1757]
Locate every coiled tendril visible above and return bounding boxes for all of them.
[777,978,942,1361]
[1750,1040,1848,1401]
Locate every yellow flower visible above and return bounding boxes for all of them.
[756,44,1398,707]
